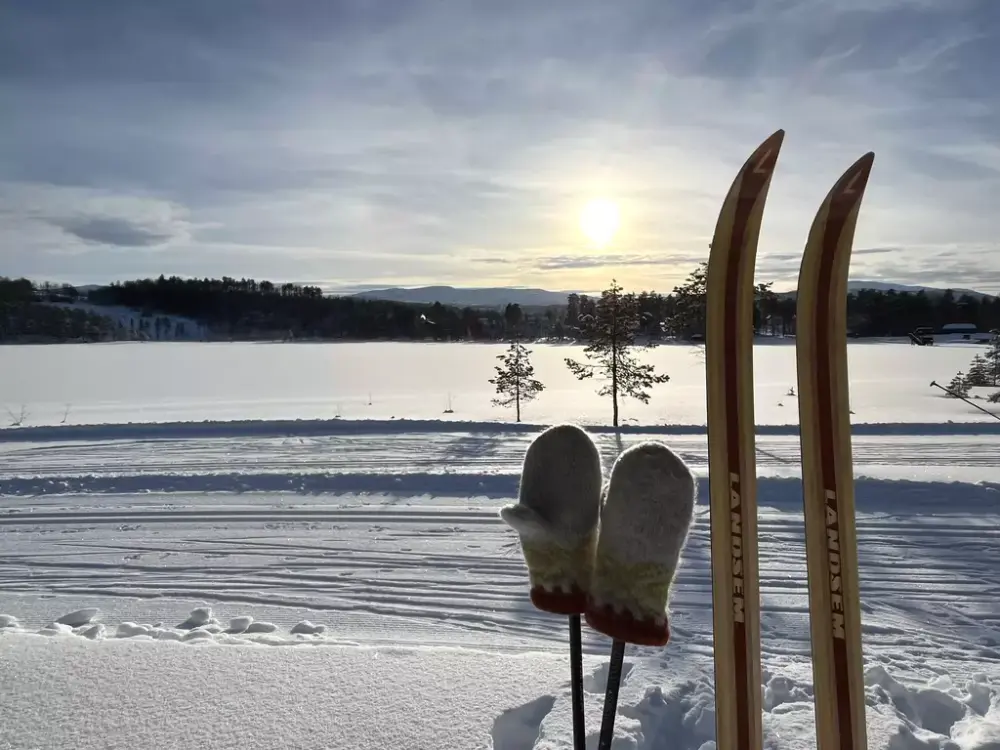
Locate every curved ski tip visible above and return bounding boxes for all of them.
[853,151,875,169]
[848,150,875,174]
[831,151,876,197]
[739,129,785,176]
[754,129,785,155]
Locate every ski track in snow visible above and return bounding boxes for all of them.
[3,421,1000,749]
[2,427,999,495]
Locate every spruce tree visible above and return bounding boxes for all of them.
[946,371,970,398]
[565,279,670,427]
[967,354,991,387]
[985,335,1000,387]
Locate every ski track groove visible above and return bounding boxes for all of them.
[2,433,998,482]
[2,496,998,657]
[1,427,998,667]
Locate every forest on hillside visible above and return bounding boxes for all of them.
[2,266,998,343]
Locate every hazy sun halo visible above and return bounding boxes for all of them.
[579,199,620,248]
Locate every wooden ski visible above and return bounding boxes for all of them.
[705,130,784,750]
[795,152,875,750]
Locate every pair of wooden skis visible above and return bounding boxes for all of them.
[562,130,872,750]
[705,130,873,750]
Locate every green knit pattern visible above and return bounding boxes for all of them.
[590,551,676,621]
[520,529,598,593]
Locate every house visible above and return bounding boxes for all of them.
[939,323,992,344]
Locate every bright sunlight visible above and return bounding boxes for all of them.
[579,198,621,247]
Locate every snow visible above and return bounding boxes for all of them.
[1,340,999,749]
[0,339,994,427]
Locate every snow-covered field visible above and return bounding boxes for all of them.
[2,341,999,750]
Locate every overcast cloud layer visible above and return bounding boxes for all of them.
[2,0,998,293]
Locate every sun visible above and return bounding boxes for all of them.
[579,198,621,248]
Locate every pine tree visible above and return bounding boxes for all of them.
[666,262,707,339]
[565,279,670,427]
[946,371,970,398]
[490,340,543,422]
[985,334,1000,387]
[967,354,991,387]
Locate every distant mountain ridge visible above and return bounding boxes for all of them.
[351,281,996,308]
[44,279,994,309]
[350,285,575,308]
[845,280,991,298]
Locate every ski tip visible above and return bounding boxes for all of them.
[745,129,785,174]
[829,151,876,205]
[719,129,784,195]
[850,150,875,174]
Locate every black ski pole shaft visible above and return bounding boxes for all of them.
[596,639,627,750]
[929,380,1000,421]
[569,614,586,750]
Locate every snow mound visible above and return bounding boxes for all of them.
[244,621,278,634]
[177,606,215,630]
[55,608,100,627]
[2,607,328,646]
[227,616,253,633]
[290,620,327,635]
[865,666,1000,750]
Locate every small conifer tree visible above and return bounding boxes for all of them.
[490,340,543,422]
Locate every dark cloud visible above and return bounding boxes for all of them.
[49,216,175,247]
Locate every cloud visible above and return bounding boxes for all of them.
[854,246,901,256]
[48,216,175,247]
[0,0,998,293]
[535,254,700,271]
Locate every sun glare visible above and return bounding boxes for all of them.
[579,198,621,248]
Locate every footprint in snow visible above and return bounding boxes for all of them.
[490,694,556,750]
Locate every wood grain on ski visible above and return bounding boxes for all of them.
[795,152,875,750]
[705,130,783,750]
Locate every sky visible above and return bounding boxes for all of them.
[2,0,998,296]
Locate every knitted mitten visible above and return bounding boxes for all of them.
[585,441,696,646]
[500,423,603,615]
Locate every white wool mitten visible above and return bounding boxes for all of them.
[585,441,696,646]
[500,423,603,615]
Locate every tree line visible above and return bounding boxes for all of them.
[3,268,999,345]
[90,269,1000,341]
[0,277,122,342]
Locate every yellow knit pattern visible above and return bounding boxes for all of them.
[590,552,676,619]
[520,530,598,593]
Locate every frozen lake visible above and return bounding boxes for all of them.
[0,339,991,427]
